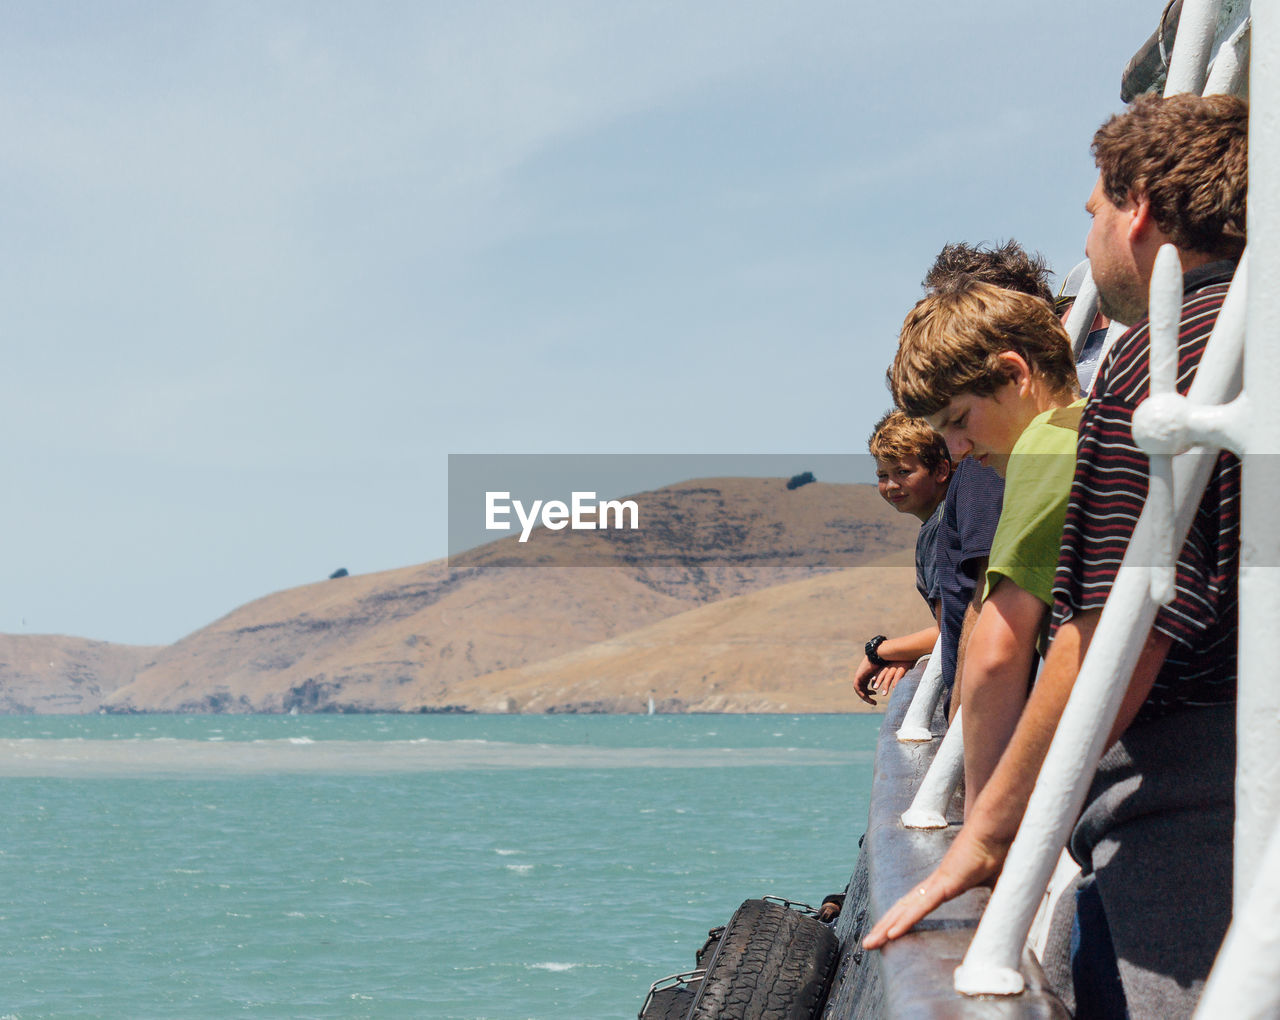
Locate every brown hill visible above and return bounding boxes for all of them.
[14,477,927,714]
[0,635,160,713]
[417,555,931,714]
[101,562,694,713]
[452,476,907,581]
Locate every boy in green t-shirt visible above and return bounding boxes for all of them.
[891,278,1080,814]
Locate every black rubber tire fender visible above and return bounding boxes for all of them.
[689,898,840,1020]
[640,984,697,1020]
[696,926,725,971]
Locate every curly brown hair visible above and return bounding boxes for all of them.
[892,279,1077,419]
[868,409,951,474]
[1092,93,1247,259]
[921,240,1055,306]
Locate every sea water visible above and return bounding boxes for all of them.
[0,713,880,1019]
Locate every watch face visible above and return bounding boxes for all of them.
[866,636,888,663]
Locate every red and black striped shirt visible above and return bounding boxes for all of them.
[1051,260,1240,721]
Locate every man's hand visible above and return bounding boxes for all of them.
[862,824,1009,949]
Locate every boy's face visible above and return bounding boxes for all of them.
[875,454,949,520]
[924,382,1031,477]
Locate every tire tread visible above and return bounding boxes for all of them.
[690,899,838,1020]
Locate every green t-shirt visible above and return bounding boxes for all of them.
[983,400,1084,615]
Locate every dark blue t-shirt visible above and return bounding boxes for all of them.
[936,457,1005,690]
[915,502,944,609]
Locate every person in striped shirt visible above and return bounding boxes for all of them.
[866,92,1247,1020]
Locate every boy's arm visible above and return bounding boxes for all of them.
[852,625,940,705]
[863,609,1172,949]
[948,556,988,722]
[875,626,941,664]
[958,578,1045,816]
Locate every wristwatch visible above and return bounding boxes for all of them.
[865,635,890,668]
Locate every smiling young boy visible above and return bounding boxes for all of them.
[852,411,951,704]
[891,278,1080,810]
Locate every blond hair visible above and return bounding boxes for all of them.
[869,410,951,474]
[891,278,1077,419]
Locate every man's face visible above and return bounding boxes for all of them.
[874,454,949,520]
[1085,174,1147,325]
[924,384,1029,478]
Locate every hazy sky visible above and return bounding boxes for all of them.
[2,2,1161,646]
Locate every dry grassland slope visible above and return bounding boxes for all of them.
[7,478,927,714]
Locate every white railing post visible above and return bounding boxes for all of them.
[952,258,1248,997]
[896,635,945,742]
[1235,0,1280,916]
[1165,0,1223,96]
[1061,262,1098,353]
[954,570,1157,994]
[1204,16,1251,96]
[1138,245,1188,606]
[1192,812,1280,1018]
[901,707,964,829]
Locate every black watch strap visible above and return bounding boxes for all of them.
[865,634,890,668]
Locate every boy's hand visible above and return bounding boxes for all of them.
[875,664,909,696]
[862,824,1009,949]
[852,657,913,705]
[852,656,881,704]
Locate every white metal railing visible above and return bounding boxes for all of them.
[896,635,945,742]
[1204,14,1251,96]
[1164,0,1222,95]
[1193,811,1280,1017]
[1060,261,1099,353]
[952,0,1262,997]
[1060,262,1128,397]
[900,706,963,829]
[1197,2,1280,1009]
[1231,0,1278,915]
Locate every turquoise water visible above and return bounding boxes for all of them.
[0,713,880,1019]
